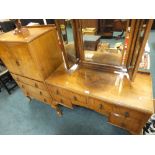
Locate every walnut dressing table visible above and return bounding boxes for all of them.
[0,20,154,135]
[46,64,154,134]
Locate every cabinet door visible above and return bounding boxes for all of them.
[7,43,43,81]
[126,20,153,81]
[0,43,21,75]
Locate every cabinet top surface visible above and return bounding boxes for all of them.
[0,26,54,43]
[46,64,154,113]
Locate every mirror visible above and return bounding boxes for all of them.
[55,19,78,69]
[80,19,127,67]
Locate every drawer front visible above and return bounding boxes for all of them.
[88,98,113,115]
[12,73,46,90]
[109,113,141,133]
[17,80,50,98]
[27,91,52,105]
[70,92,87,106]
[17,81,52,105]
[25,84,50,98]
[47,85,61,95]
[112,105,146,121]
[48,85,87,106]
[52,95,73,109]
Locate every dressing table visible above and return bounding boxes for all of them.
[47,19,154,134]
[0,20,154,134]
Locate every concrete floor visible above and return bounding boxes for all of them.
[0,30,155,135]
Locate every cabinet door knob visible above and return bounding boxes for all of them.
[35,83,38,88]
[124,112,129,117]
[16,60,20,66]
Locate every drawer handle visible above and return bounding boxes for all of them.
[40,91,42,95]
[35,83,38,88]
[124,112,129,117]
[15,60,20,66]
[56,90,59,95]
[121,122,125,127]
[99,104,104,110]
[73,96,77,101]
[44,98,47,102]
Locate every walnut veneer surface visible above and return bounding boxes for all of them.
[46,64,154,134]
[0,26,62,107]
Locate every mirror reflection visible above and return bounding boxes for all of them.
[81,19,127,66]
[59,19,77,68]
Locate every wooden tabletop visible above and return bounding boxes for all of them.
[46,64,154,113]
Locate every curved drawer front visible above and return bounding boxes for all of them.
[47,85,87,107]
[17,81,52,105]
[109,113,141,134]
[12,73,47,90]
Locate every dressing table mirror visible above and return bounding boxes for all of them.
[57,19,153,81]
[55,19,79,69]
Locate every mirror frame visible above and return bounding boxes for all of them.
[55,19,153,81]
[55,19,80,70]
[74,19,153,80]
[74,19,127,72]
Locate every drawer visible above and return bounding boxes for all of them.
[109,113,141,133]
[29,92,52,105]
[26,84,50,98]
[17,81,52,105]
[112,105,146,120]
[17,81,50,98]
[21,86,52,105]
[48,85,87,106]
[12,73,46,90]
[52,94,73,109]
[88,98,113,116]
[70,92,87,106]
[47,85,72,97]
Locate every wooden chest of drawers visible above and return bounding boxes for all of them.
[0,26,63,109]
[12,73,52,105]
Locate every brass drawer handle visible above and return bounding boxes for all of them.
[60,99,63,103]
[40,91,42,95]
[73,96,77,101]
[56,90,59,95]
[99,104,104,110]
[124,112,129,117]
[121,122,125,127]
[15,60,20,66]
[26,92,29,96]
[35,83,38,88]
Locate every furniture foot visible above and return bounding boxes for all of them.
[27,96,32,103]
[55,106,63,117]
